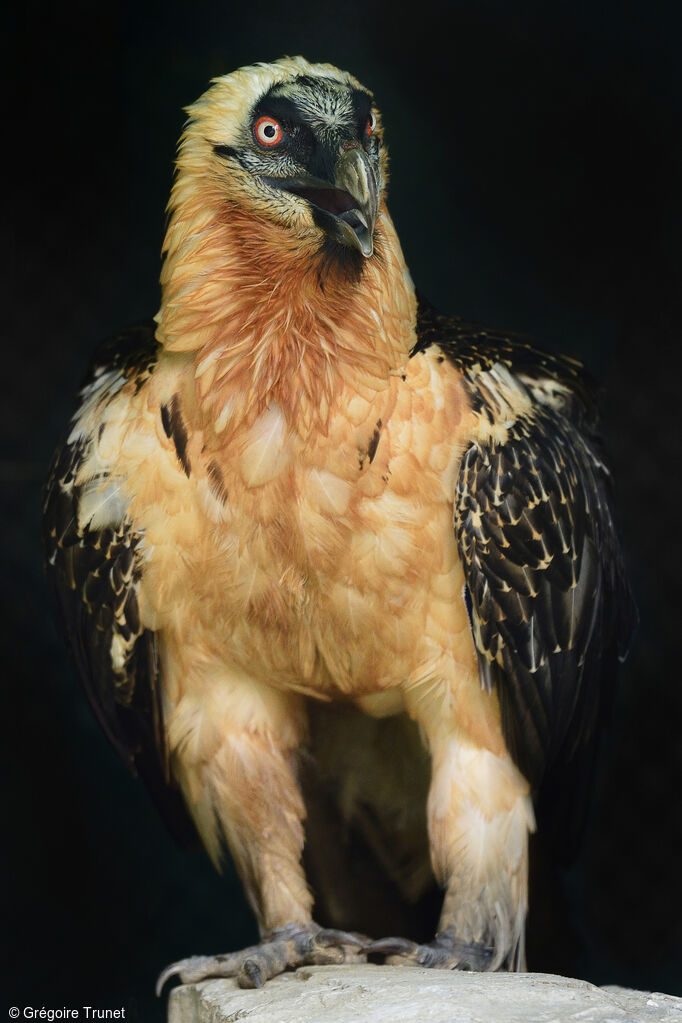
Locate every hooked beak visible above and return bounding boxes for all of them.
[263,148,379,258]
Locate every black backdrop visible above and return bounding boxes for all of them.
[5,1,682,1019]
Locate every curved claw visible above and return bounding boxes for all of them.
[239,958,265,989]
[156,956,205,997]
[316,928,367,949]
[156,963,179,998]
[366,936,418,956]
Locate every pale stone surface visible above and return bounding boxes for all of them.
[168,965,682,1023]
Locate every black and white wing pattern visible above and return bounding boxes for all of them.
[415,300,636,844]
[42,323,193,841]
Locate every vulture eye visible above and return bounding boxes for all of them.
[365,111,376,137]
[254,116,283,147]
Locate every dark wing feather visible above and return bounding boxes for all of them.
[42,322,195,844]
[416,299,636,853]
[456,409,633,781]
[414,294,600,427]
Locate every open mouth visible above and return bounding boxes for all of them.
[264,177,364,220]
[262,174,374,256]
[284,183,359,217]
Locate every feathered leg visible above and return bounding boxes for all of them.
[156,668,366,990]
[370,672,534,971]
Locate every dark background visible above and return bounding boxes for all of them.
[4,1,682,1019]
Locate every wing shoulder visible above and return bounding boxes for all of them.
[414,295,600,427]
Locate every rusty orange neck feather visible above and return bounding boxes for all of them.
[156,192,416,437]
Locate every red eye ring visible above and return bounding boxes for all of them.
[365,111,376,137]
[254,115,283,147]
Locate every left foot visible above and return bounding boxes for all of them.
[367,929,494,970]
[156,924,368,992]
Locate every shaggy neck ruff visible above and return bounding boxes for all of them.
[155,182,416,438]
